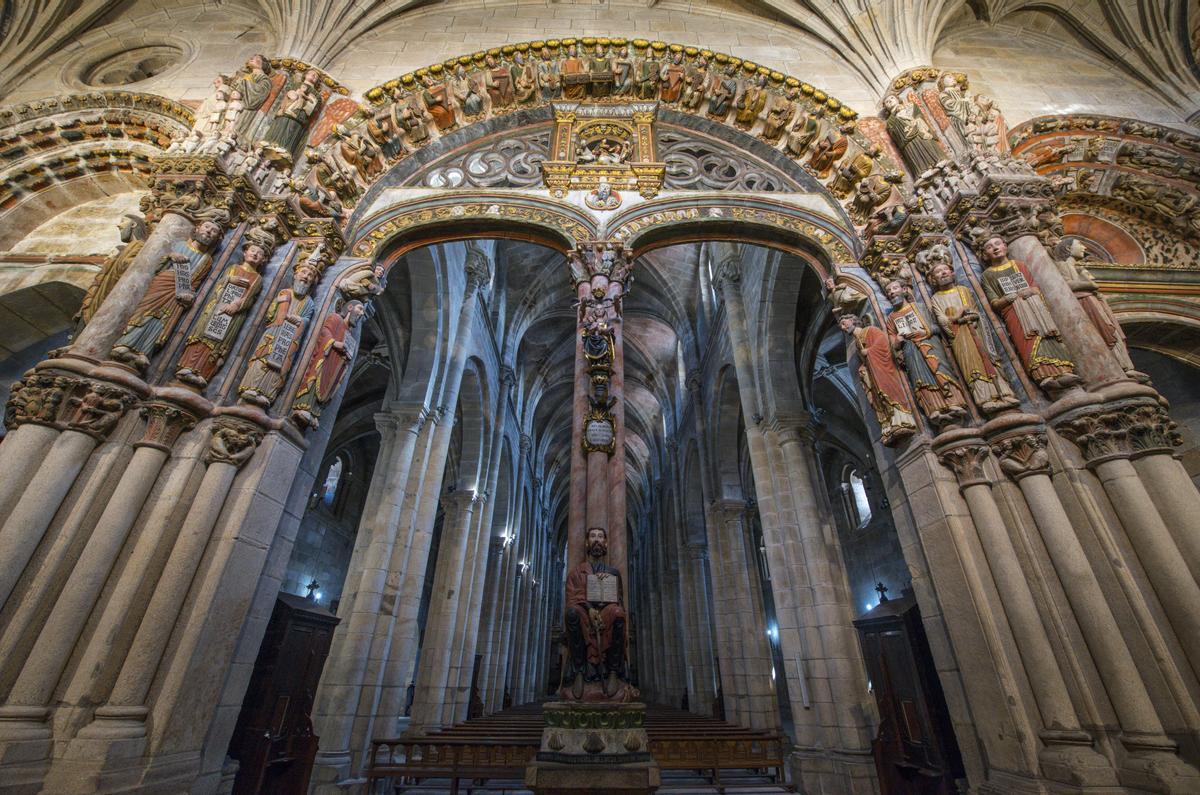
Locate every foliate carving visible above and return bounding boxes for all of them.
[4,374,75,430]
[206,419,265,468]
[989,432,1050,480]
[1054,405,1136,467]
[1127,403,1182,458]
[65,382,136,440]
[936,441,990,487]
[136,401,199,451]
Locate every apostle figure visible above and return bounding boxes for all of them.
[612,46,634,96]
[761,88,797,143]
[483,53,513,108]
[884,278,968,425]
[839,313,917,445]
[110,220,223,372]
[735,74,769,130]
[937,73,971,145]
[681,56,708,111]
[73,213,148,336]
[850,174,894,225]
[510,51,537,104]
[262,69,323,162]
[561,44,588,100]
[882,93,945,177]
[291,299,366,429]
[587,44,614,98]
[830,144,877,198]
[978,236,1078,390]
[537,48,561,100]
[707,64,738,121]
[232,54,276,141]
[659,51,686,103]
[421,73,457,132]
[786,110,820,158]
[238,263,319,408]
[175,236,270,388]
[926,255,1020,413]
[563,526,630,701]
[1053,238,1147,382]
[452,65,484,118]
[808,131,848,178]
[634,48,661,100]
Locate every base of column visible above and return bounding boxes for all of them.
[1038,729,1118,788]
[1118,733,1200,794]
[525,702,659,794]
[788,747,878,795]
[75,706,149,741]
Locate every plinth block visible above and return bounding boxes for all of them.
[525,702,660,794]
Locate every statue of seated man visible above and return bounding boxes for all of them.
[563,526,628,700]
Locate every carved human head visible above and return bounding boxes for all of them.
[193,220,223,248]
[929,260,955,287]
[883,279,907,304]
[303,69,321,86]
[342,299,366,325]
[293,264,319,295]
[837,313,859,332]
[882,94,900,113]
[247,54,269,73]
[940,73,959,90]
[243,242,270,269]
[586,526,609,559]
[982,236,1008,264]
[118,213,146,243]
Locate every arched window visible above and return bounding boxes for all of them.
[848,470,872,527]
[321,455,345,509]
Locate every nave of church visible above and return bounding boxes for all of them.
[1,2,1200,794]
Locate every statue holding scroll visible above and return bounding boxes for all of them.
[175,235,270,389]
[238,263,319,408]
[110,220,223,372]
[562,527,631,701]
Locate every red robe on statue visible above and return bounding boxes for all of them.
[564,560,626,666]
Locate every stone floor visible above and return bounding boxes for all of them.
[382,769,793,793]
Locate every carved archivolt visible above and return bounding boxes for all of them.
[350,193,597,257]
[1010,114,1200,246]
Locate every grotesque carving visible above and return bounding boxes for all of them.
[206,419,264,468]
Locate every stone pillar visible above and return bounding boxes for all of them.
[1055,398,1200,674]
[65,418,263,747]
[708,499,775,730]
[936,426,1117,787]
[680,542,716,714]
[309,406,428,781]
[0,401,197,743]
[473,536,507,711]
[0,376,137,610]
[408,490,479,731]
[991,422,1199,792]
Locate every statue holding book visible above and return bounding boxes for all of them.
[562,526,632,702]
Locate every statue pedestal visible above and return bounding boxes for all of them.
[524,702,659,794]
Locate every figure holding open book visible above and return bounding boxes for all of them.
[562,526,631,701]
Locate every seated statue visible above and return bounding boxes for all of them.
[562,526,630,701]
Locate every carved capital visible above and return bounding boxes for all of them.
[710,498,748,522]
[500,365,517,390]
[4,373,77,431]
[135,401,198,451]
[989,431,1050,480]
[65,381,137,440]
[712,257,741,295]
[948,170,1062,248]
[684,368,702,394]
[1054,404,1135,468]
[464,246,492,296]
[520,433,533,455]
[936,441,991,488]
[1127,403,1182,459]
[206,418,264,468]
